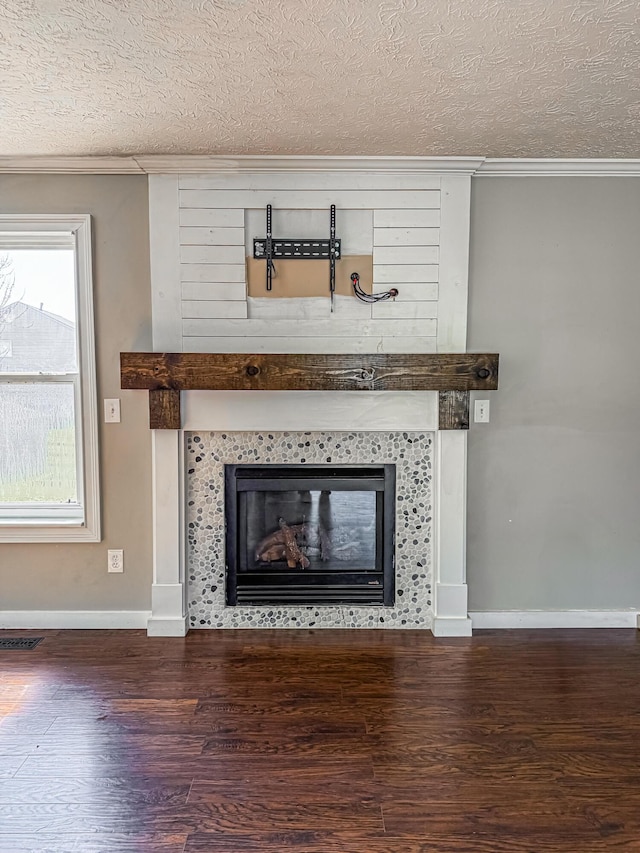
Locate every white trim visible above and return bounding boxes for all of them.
[432,617,473,637]
[0,155,484,175]
[149,434,186,636]
[470,610,638,629]
[0,232,75,249]
[0,157,144,174]
[437,175,471,351]
[432,431,469,632]
[183,390,439,432]
[74,215,100,542]
[3,154,640,176]
[0,610,150,629]
[147,616,189,637]
[477,159,640,177]
[0,215,100,543]
[141,156,486,174]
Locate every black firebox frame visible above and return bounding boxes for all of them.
[225,464,396,607]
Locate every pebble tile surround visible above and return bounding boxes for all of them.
[186,431,433,629]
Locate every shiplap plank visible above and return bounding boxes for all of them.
[374,209,440,228]
[373,228,439,247]
[182,318,436,337]
[183,336,437,354]
[371,301,439,319]
[179,208,245,227]
[180,245,245,264]
[182,301,248,319]
[179,173,441,191]
[373,245,439,265]
[181,281,247,300]
[179,227,245,246]
[374,264,439,283]
[378,336,437,353]
[248,295,372,321]
[179,189,440,210]
[381,282,438,301]
[181,264,246,283]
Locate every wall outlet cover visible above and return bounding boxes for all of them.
[108,549,124,573]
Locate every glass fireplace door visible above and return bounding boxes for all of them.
[225,465,395,606]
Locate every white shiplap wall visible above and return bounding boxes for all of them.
[150,172,470,354]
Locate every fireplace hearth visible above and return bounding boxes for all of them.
[225,464,396,606]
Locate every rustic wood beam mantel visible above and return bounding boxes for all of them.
[120,352,499,430]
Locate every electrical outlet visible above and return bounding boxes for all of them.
[107,549,124,573]
[474,399,490,423]
[104,398,121,423]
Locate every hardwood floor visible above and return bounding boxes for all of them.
[1,628,639,852]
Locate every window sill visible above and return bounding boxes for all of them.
[0,521,100,543]
[0,516,83,525]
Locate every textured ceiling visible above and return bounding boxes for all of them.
[1,0,639,158]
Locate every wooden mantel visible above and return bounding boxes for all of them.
[120,352,499,431]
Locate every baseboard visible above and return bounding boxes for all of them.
[431,616,473,637]
[0,610,151,630]
[147,616,189,637]
[470,610,638,629]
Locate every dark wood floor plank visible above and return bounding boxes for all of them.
[189,777,381,803]
[0,836,79,853]
[381,798,640,838]
[0,777,190,805]
[0,801,383,835]
[0,834,187,853]
[74,835,187,853]
[191,755,375,783]
[183,831,640,852]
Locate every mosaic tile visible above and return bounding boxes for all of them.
[186,431,433,629]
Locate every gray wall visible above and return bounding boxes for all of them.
[467,177,640,611]
[0,175,153,611]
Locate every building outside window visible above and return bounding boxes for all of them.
[0,216,100,542]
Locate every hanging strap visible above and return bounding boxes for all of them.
[265,204,274,291]
[329,204,336,311]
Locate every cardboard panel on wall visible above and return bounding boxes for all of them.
[246,255,373,298]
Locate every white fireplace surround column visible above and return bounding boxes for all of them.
[148,430,187,637]
[433,431,471,636]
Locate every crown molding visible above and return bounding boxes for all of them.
[478,158,640,176]
[134,155,486,174]
[1,154,640,176]
[0,156,145,174]
[0,154,484,175]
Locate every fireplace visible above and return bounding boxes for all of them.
[225,464,396,606]
[133,162,498,636]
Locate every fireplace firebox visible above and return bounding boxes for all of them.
[225,464,396,606]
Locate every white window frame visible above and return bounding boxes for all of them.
[0,215,100,542]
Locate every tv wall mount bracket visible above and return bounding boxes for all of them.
[253,204,341,309]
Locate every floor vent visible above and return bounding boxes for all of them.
[0,638,44,650]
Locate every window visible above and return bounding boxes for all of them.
[0,216,100,542]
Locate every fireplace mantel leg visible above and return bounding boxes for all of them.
[147,430,188,636]
[432,430,472,636]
